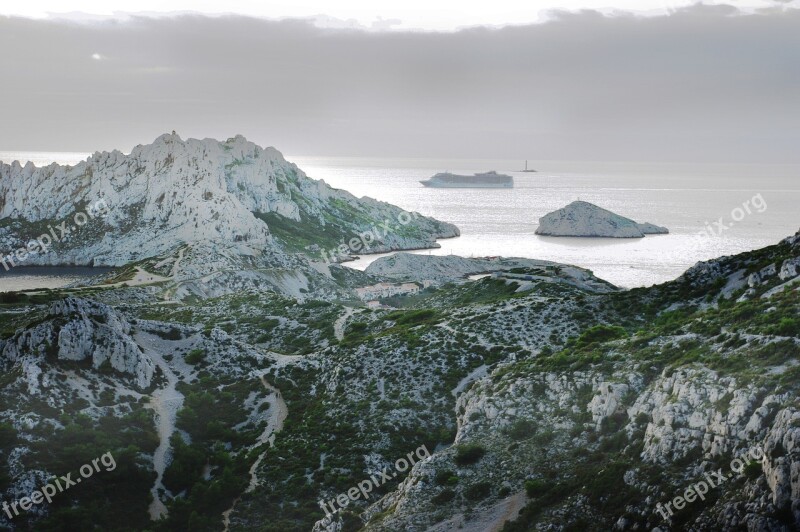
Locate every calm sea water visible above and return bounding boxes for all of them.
[1,151,798,289]
[288,157,800,288]
[0,267,112,292]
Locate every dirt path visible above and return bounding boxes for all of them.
[135,332,184,521]
[245,375,288,491]
[452,364,488,397]
[488,491,527,532]
[334,307,355,341]
[101,266,170,289]
[222,372,287,531]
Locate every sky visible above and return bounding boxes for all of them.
[0,1,798,162]
[0,0,788,31]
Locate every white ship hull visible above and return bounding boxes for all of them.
[420,171,514,188]
[420,180,513,189]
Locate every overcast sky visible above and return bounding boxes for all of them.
[1,2,798,161]
[1,0,787,31]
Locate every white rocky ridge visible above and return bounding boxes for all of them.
[535,200,668,238]
[0,133,458,268]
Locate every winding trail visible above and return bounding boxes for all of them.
[245,376,288,491]
[135,331,185,521]
[222,371,287,531]
[489,491,528,531]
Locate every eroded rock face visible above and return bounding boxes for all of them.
[749,263,778,288]
[0,133,458,267]
[535,200,669,238]
[762,409,800,510]
[626,367,787,464]
[779,257,800,281]
[590,381,630,430]
[1,297,154,389]
[360,359,799,532]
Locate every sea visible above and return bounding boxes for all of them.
[1,151,798,291]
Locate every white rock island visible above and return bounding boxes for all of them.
[535,200,668,238]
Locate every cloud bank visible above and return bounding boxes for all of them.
[1,5,798,162]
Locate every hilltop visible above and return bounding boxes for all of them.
[0,134,457,299]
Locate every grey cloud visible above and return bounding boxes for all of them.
[0,5,798,162]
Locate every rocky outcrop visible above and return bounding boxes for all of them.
[626,367,783,463]
[535,200,668,237]
[363,353,799,531]
[0,297,154,389]
[0,133,458,267]
[780,257,800,281]
[761,409,800,510]
[749,263,778,288]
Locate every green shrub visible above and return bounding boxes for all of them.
[743,460,762,480]
[573,325,627,350]
[771,317,800,337]
[162,435,205,493]
[431,488,456,505]
[524,479,549,498]
[385,309,438,326]
[504,419,536,441]
[434,470,459,486]
[454,444,486,466]
[464,481,492,501]
[154,327,183,340]
[0,422,16,447]
[0,291,26,304]
[185,349,206,365]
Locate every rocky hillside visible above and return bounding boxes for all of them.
[0,224,797,530]
[0,133,457,267]
[359,232,800,532]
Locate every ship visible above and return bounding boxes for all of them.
[419,171,514,188]
[520,160,537,173]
